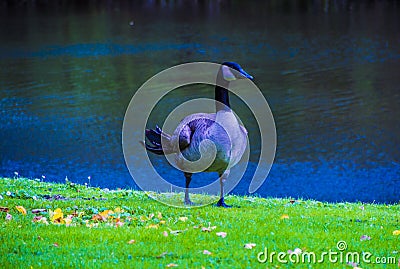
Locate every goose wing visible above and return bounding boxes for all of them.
[172,113,216,151]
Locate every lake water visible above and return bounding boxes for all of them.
[0,1,399,203]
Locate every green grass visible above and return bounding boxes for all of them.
[0,177,398,268]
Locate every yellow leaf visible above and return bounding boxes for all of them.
[280,214,290,220]
[157,212,163,219]
[50,208,63,223]
[99,210,114,219]
[178,216,188,222]
[114,207,122,213]
[16,206,27,215]
[393,230,400,236]
[166,263,178,268]
[128,239,136,244]
[146,224,159,229]
[160,220,166,225]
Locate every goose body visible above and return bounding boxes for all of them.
[172,110,247,173]
[144,62,253,207]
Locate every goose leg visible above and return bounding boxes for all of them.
[184,172,193,205]
[216,170,231,207]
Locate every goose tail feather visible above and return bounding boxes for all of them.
[143,125,173,155]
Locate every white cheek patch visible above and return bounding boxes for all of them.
[222,65,236,81]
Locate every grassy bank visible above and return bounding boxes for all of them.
[0,177,398,268]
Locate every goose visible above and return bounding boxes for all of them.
[144,62,253,207]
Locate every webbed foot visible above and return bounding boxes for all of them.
[215,198,232,208]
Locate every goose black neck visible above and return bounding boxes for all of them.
[215,85,230,111]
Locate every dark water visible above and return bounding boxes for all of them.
[0,1,399,203]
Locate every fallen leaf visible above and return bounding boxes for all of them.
[64,215,73,226]
[31,209,46,214]
[85,221,99,228]
[115,220,124,227]
[148,213,155,219]
[146,224,159,229]
[201,224,217,232]
[114,207,122,213]
[178,217,188,222]
[280,214,290,220]
[32,216,43,222]
[360,235,371,241]
[49,208,63,223]
[166,263,178,267]
[163,231,169,237]
[202,250,212,255]
[53,242,59,247]
[157,251,168,259]
[33,216,49,225]
[347,261,358,267]
[16,206,27,215]
[0,207,9,212]
[288,248,302,254]
[160,220,166,225]
[244,243,256,249]
[128,239,136,244]
[216,232,227,238]
[392,230,400,236]
[5,213,12,221]
[157,212,163,219]
[92,214,105,221]
[167,228,187,235]
[99,209,114,220]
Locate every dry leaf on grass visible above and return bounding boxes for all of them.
[16,206,27,215]
[202,250,212,255]
[216,232,227,238]
[244,243,256,249]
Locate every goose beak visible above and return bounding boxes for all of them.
[239,69,254,80]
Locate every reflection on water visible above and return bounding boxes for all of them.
[0,1,399,203]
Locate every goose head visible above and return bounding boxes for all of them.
[215,62,253,111]
[220,61,254,82]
